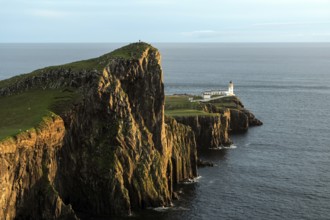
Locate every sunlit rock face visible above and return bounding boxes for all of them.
[0,43,198,219]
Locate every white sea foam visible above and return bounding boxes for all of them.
[172,206,190,211]
[209,145,237,150]
[181,175,202,184]
[154,206,170,212]
[150,205,190,212]
[149,206,170,212]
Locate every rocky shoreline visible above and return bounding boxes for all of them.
[0,43,262,219]
[166,95,262,150]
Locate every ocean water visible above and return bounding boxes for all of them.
[1,43,330,220]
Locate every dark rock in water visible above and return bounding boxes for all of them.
[172,192,180,200]
[242,109,263,126]
[229,109,249,132]
[197,159,214,167]
[181,178,198,183]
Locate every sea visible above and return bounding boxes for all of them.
[1,43,330,220]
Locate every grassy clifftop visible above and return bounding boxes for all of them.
[0,89,79,140]
[0,42,155,89]
[0,42,155,141]
[165,95,243,117]
[165,95,214,116]
[108,42,155,59]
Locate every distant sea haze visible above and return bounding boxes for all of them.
[1,43,330,220]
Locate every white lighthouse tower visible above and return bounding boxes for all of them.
[227,81,234,96]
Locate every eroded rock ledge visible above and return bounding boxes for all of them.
[166,98,262,150]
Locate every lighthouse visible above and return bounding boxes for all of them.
[228,81,234,96]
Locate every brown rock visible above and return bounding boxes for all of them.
[0,43,198,219]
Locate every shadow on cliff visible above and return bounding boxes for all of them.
[198,148,228,162]
[73,183,198,220]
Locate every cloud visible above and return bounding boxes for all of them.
[252,21,330,27]
[136,0,173,5]
[245,0,330,5]
[181,30,218,38]
[29,9,69,18]
[311,32,330,36]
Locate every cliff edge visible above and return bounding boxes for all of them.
[0,43,197,219]
[165,95,262,149]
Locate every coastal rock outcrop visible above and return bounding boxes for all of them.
[174,112,232,149]
[0,43,198,219]
[241,109,263,127]
[0,115,78,219]
[228,109,249,132]
[169,99,262,150]
[165,117,197,185]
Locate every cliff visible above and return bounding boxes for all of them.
[0,43,197,219]
[203,98,262,133]
[165,95,262,149]
[0,115,77,219]
[173,111,232,149]
[165,117,197,184]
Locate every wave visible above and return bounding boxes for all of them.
[150,205,190,212]
[209,145,237,150]
[181,175,202,184]
[152,206,171,212]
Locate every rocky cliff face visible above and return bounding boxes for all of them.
[204,98,263,133]
[165,117,197,184]
[0,115,77,219]
[170,101,262,150]
[174,111,232,149]
[0,43,198,219]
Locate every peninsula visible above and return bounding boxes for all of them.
[0,43,262,219]
[165,86,262,149]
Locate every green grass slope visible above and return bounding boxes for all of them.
[0,42,154,140]
[0,42,154,90]
[165,95,242,117]
[165,95,216,117]
[0,89,79,140]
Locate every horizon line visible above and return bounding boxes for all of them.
[1,41,330,44]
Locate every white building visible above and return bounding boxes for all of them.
[225,81,234,96]
[202,81,235,100]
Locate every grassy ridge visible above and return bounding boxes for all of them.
[0,42,154,140]
[208,96,243,109]
[166,109,218,117]
[165,95,216,117]
[165,95,241,117]
[0,89,79,140]
[108,42,154,59]
[0,42,154,90]
[165,96,202,110]
[0,42,155,140]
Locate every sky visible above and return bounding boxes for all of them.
[1,0,330,42]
